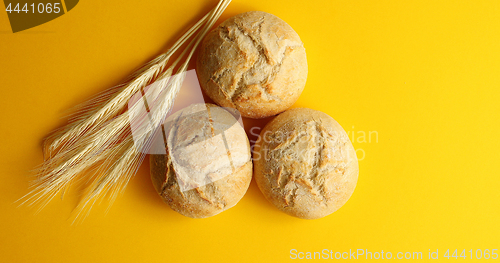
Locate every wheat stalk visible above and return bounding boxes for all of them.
[21,0,232,218]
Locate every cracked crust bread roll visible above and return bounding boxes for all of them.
[253,108,359,219]
[196,11,308,119]
[150,103,252,218]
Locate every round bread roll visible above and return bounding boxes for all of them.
[150,103,252,218]
[253,108,359,219]
[196,11,308,119]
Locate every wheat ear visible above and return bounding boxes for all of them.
[21,0,232,217]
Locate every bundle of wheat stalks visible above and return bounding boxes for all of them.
[21,0,232,220]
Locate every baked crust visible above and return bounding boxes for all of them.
[196,11,308,118]
[150,103,252,218]
[253,108,359,219]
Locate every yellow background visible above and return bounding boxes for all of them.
[1,0,499,262]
